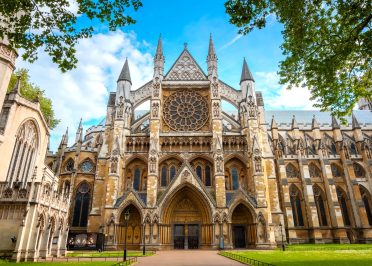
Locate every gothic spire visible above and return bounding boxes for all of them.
[240,58,254,84]
[352,113,361,129]
[207,33,217,61]
[155,34,163,58]
[312,115,320,129]
[117,58,132,84]
[75,118,83,143]
[61,127,69,146]
[331,115,340,129]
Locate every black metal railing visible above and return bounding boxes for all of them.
[111,257,137,266]
[219,251,276,266]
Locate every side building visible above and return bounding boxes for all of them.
[0,39,69,261]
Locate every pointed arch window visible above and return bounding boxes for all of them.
[290,186,304,226]
[331,163,343,178]
[161,166,167,187]
[231,167,239,190]
[65,159,74,172]
[205,165,211,186]
[170,166,176,182]
[196,165,202,179]
[6,120,38,186]
[336,187,351,226]
[360,186,372,225]
[72,183,91,227]
[350,143,358,156]
[133,168,141,190]
[313,186,328,226]
[286,163,299,178]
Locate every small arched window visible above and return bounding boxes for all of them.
[309,163,322,178]
[290,186,304,226]
[286,163,299,178]
[170,166,176,182]
[336,187,351,226]
[353,163,365,178]
[133,168,141,190]
[231,167,239,190]
[72,183,91,227]
[350,143,358,156]
[65,159,74,172]
[205,165,211,186]
[161,166,167,187]
[331,143,337,155]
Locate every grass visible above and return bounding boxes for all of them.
[66,250,153,257]
[223,244,372,266]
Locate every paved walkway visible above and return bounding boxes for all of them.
[136,250,245,266]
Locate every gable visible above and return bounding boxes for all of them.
[164,49,207,81]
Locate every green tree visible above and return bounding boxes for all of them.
[0,0,142,72]
[225,0,372,119]
[7,68,60,129]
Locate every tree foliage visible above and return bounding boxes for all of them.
[0,0,142,72]
[7,68,60,129]
[225,0,372,119]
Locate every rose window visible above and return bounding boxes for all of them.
[163,90,208,131]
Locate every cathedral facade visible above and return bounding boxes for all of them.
[46,36,372,250]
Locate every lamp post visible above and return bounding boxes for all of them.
[142,223,146,255]
[279,222,285,251]
[123,209,130,261]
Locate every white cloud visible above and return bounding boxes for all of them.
[220,35,242,50]
[16,30,153,151]
[255,71,317,110]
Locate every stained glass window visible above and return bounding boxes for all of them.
[232,167,239,190]
[205,165,211,186]
[133,169,141,190]
[170,166,176,182]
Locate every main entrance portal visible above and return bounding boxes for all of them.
[173,224,199,249]
[161,186,213,249]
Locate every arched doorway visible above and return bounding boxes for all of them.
[161,186,213,249]
[231,203,256,248]
[117,204,142,249]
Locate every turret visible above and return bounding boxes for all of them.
[154,34,164,77]
[207,34,218,77]
[240,58,255,100]
[331,115,342,142]
[311,115,321,141]
[291,115,300,140]
[271,116,278,142]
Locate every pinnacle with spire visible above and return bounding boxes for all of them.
[291,115,299,129]
[207,33,217,61]
[352,113,361,129]
[11,76,21,94]
[75,118,83,143]
[155,34,164,59]
[331,115,340,129]
[117,58,132,84]
[61,127,69,146]
[240,58,254,84]
[312,115,320,129]
[271,116,278,129]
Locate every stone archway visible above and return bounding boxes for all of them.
[231,203,256,248]
[116,204,142,249]
[161,186,213,249]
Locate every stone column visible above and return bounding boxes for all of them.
[0,42,17,112]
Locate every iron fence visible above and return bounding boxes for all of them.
[219,251,276,266]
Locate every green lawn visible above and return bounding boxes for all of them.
[223,244,372,266]
[0,261,120,266]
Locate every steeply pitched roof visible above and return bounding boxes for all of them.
[240,58,254,84]
[117,58,132,84]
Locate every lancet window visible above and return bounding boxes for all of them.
[72,182,91,227]
[290,185,305,226]
[360,185,372,225]
[6,120,38,186]
[313,185,328,226]
[336,187,351,226]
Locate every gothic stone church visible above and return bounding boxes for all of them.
[47,36,372,250]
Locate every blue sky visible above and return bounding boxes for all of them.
[17,0,315,151]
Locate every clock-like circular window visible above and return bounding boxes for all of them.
[81,160,94,173]
[163,90,208,131]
